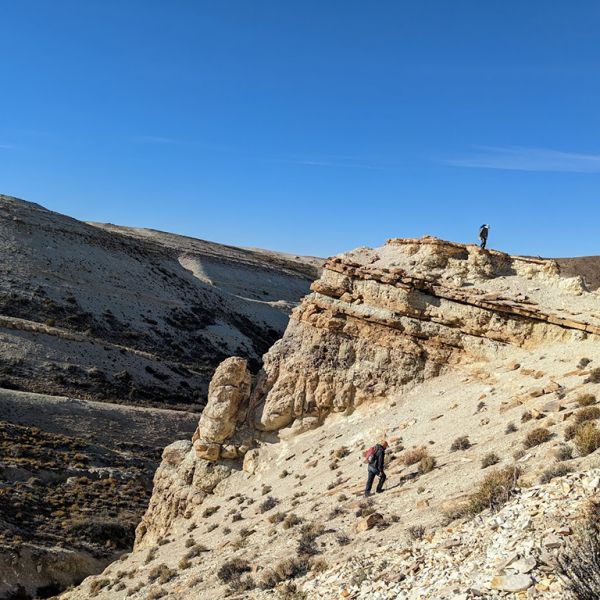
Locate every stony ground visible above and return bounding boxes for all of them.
[61,338,600,600]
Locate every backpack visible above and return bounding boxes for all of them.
[364,446,377,464]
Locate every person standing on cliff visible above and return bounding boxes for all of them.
[479,224,490,249]
[364,440,388,496]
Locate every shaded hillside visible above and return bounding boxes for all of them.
[0,195,321,410]
[556,256,600,291]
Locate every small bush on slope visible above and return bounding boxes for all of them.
[259,557,309,589]
[401,447,428,466]
[577,393,597,407]
[558,501,600,600]
[575,423,600,456]
[450,436,471,452]
[418,454,436,474]
[523,427,552,448]
[468,466,521,515]
[540,464,573,484]
[481,452,500,469]
[217,558,251,583]
[575,406,600,424]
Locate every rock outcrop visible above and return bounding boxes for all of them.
[221,237,598,438]
[192,357,252,461]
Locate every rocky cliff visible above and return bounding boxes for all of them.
[62,237,600,600]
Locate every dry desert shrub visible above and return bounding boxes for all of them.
[267,511,286,524]
[282,513,303,529]
[585,368,600,384]
[481,452,500,469]
[311,558,329,573]
[556,445,574,461]
[467,465,521,515]
[418,454,436,474]
[407,524,425,541]
[450,436,471,452]
[565,424,578,441]
[523,427,552,448]
[148,564,175,584]
[89,579,110,597]
[540,463,573,484]
[217,558,251,583]
[259,557,308,589]
[557,501,600,599]
[575,406,600,424]
[505,422,518,434]
[575,423,600,456]
[259,496,278,513]
[577,393,597,407]
[401,447,428,466]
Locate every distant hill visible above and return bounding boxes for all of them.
[0,194,321,410]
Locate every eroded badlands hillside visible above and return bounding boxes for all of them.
[0,194,320,598]
[0,194,320,408]
[64,237,600,600]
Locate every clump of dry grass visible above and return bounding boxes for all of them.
[217,558,251,583]
[335,446,350,459]
[576,406,600,424]
[407,525,425,541]
[259,496,278,513]
[148,564,175,584]
[540,464,573,484]
[401,447,428,466]
[585,367,600,384]
[467,466,521,515]
[577,393,597,407]
[259,557,308,589]
[575,423,600,456]
[450,436,471,452]
[282,513,303,529]
[557,500,600,598]
[418,454,436,474]
[523,427,552,448]
[555,445,574,461]
[481,452,500,469]
[565,424,578,441]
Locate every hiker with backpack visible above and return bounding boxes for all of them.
[364,440,388,497]
[479,224,490,249]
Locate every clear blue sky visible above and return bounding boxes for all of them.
[2,1,600,257]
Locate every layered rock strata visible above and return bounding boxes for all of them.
[133,237,600,549]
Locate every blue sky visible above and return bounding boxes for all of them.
[2,1,600,257]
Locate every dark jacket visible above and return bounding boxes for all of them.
[368,444,386,474]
